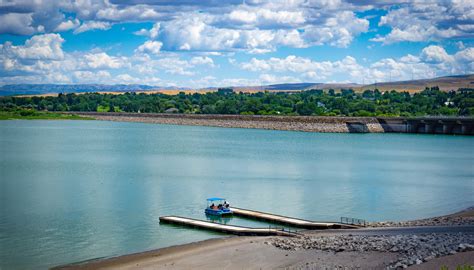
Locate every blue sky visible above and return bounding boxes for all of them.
[0,0,473,87]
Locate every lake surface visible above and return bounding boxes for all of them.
[1,120,473,269]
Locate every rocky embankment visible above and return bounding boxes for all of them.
[369,208,474,228]
[271,233,474,269]
[76,112,385,133]
[368,216,474,228]
[271,208,474,269]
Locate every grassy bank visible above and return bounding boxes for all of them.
[0,110,94,120]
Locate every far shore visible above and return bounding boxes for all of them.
[73,111,474,135]
[75,112,386,133]
[54,207,474,270]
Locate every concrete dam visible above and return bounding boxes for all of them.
[373,117,474,135]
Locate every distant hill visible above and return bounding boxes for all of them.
[264,83,320,90]
[207,74,473,93]
[0,84,170,96]
[356,74,474,93]
[1,74,472,96]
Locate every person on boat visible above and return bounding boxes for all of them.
[224,201,229,208]
[210,203,215,209]
[218,203,223,209]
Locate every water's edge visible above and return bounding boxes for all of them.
[73,112,474,135]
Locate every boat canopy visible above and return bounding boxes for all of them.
[207,197,225,201]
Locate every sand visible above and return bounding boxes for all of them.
[55,236,397,270]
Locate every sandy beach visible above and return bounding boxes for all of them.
[55,208,474,270]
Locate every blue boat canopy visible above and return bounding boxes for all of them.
[207,197,225,201]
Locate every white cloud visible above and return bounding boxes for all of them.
[0,0,470,54]
[239,45,474,84]
[420,45,453,64]
[83,52,124,69]
[55,18,80,32]
[136,41,163,55]
[132,56,195,76]
[73,70,111,83]
[1,34,65,61]
[259,73,299,84]
[190,56,214,66]
[302,11,369,47]
[133,2,369,52]
[225,8,305,28]
[134,22,161,39]
[372,2,474,44]
[73,21,111,34]
[95,4,162,21]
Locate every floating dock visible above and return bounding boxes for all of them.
[229,207,362,229]
[159,216,299,237]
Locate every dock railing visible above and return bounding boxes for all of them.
[268,224,302,236]
[340,217,366,227]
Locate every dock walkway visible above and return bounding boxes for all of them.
[230,207,361,229]
[159,216,299,237]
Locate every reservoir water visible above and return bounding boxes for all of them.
[1,120,473,269]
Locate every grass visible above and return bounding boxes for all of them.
[0,110,94,120]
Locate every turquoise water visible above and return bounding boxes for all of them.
[1,120,473,269]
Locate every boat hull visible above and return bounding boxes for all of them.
[205,208,233,216]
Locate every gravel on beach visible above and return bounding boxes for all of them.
[368,207,474,228]
[271,233,474,269]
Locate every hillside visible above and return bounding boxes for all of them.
[1,74,472,96]
[355,74,474,93]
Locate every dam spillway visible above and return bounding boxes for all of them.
[376,117,474,135]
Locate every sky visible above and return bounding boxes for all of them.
[0,0,473,88]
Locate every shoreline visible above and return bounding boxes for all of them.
[54,207,474,270]
[77,112,385,133]
[73,112,474,135]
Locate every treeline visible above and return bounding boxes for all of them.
[1,87,474,117]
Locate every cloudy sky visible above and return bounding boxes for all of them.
[0,0,473,87]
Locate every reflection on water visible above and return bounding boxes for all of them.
[0,120,473,270]
[205,214,233,225]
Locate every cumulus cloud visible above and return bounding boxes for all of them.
[73,70,111,83]
[136,40,163,55]
[190,56,214,66]
[302,10,369,47]
[0,1,473,86]
[74,21,111,34]
[134,22,161,39]
[1,34,65,61]
[0,0,373,51]
[420,45,453,64]
[224,8,306,29]
[371,2,474,44]
[1,0,471,52]
[95,4,162,21]
[0,38,192,84]
[139,2,370,52]
[55,18,80,32]
[0,13,37,35]
[239,45,474,83]
[83,52,124,69]
[259,73,299,84]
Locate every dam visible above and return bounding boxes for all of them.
[73,112,474,135]
[376,117,474,135]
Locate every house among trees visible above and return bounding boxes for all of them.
[217,88,233,95]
